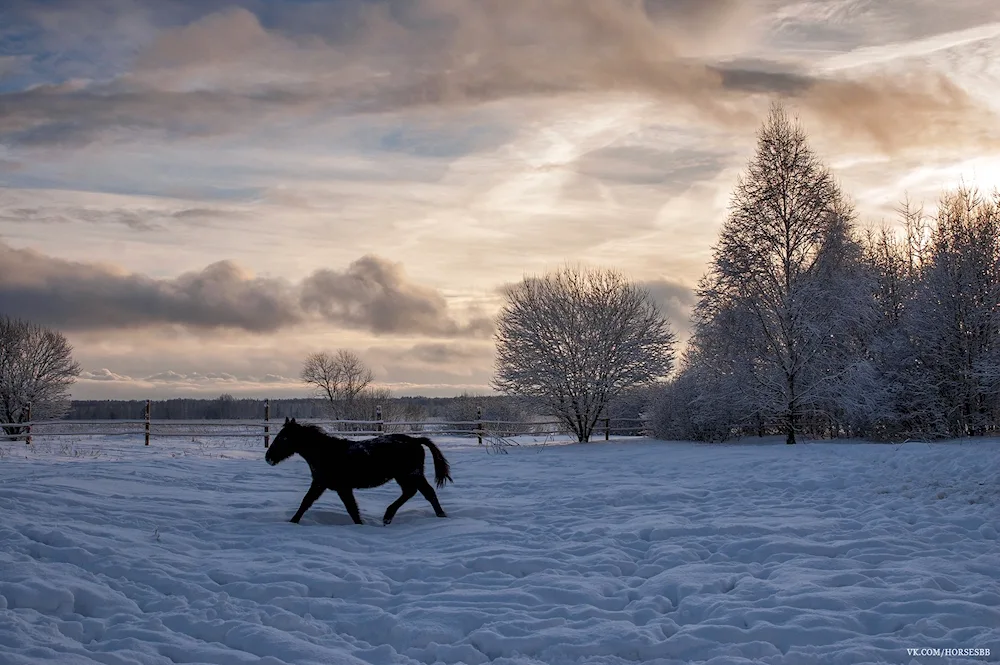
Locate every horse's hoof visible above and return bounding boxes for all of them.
[383,518,392,526]
[290,518,300,524]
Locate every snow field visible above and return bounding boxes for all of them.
[0,436,998,664]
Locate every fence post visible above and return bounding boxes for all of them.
[264,398,270,448]
[26,402,32,445]
[477,405,483,445]
[376,405,383,433]
[605,417,610,441]
[144,399,151,446]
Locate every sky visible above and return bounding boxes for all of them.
[2,0,1000,400]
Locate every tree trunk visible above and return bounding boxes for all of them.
[785,374,798,444]
[785,423,796,445]
[786,394,797,445]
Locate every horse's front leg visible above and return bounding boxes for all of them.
[337,489,364,525]
[290,481,325,524]
[383,479,418,526]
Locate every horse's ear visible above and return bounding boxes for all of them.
[284,416,290,425]
[290,417,297,424]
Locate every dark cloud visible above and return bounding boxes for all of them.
[574,146,730,189]
[711,60,814,95]
[0,241,490,337]
[0,243,299,331]
[371,342,491,366]
[640,278,696,335]
[301,256,494,337]
[0,0,994,153]
[411,343,487,365]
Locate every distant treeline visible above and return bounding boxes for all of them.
[67,396,326,421]
[65,392,648,429]
[65,394,547,422]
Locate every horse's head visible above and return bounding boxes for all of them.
[265,417,302,466]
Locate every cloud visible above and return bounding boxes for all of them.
[144,370,189,383]
[369,342,491,366]
[573,145,730,189]
[0,243,299,332]
[640,278,697,336]
[771,0,1000,48]
[73,365,307,399]
[0,0,994,153]
[80,368,133,382]
[134,6,270,73]
[145,370,241,383]
[410,342,488,365]
[0,205,237,232]
[0,54,31,79]
[0,240,491,337]
[301,256,494,337]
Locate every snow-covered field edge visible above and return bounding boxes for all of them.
[1,434,998,665]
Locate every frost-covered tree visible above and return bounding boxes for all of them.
[907,188,1000,436]
[492,265,676,442]
[0,316,81,439]
[686,104,875,444]
[857,205,934,439]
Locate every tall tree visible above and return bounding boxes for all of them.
[492,265,675,442]
[693,103,872,444]
[0,316,81,439]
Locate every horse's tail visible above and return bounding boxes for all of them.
[420,438,452,488]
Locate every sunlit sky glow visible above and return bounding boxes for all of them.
[2,0,999,399]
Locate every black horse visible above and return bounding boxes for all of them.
[265,417,452,525]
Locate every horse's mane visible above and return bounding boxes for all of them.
[293,421,351,445]
[297,422,327,435]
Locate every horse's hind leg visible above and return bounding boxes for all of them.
[416,476,447,518]
[290,481,326,524]
[383,479,418,526]
[337,489,364,525]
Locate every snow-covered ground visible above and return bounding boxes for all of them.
[1,434,998,665]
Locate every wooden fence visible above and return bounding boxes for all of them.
[1,401,648,446]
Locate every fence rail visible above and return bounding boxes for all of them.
[1,409,648,446]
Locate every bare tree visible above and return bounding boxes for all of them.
[0,316,81,440]
[492,265,676,442]
[300,349,374,416]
